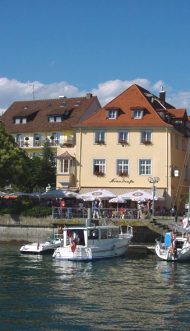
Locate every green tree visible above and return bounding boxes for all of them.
[0,124,56,191]
[26,140,56,191]
[0,122,30,189]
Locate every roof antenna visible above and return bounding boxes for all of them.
[28,82,35,100]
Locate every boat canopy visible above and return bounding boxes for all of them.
[164,232,172,248]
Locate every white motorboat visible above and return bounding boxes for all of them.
[20,234,63,255]
[155,225,190,262]
[52,222,133,261]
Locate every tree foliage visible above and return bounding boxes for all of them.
[27,140,56,191]
[0,123,56,191]
[0,122,30,189]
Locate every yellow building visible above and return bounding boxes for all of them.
[75,84,190,212]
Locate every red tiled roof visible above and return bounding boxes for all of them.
[76,84,187,128]
[1,95,100,134]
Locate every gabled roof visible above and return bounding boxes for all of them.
[1,95,100,134]
[56,151,74,159]
[76,84,187,129]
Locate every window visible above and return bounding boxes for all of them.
[118,131,128,144]
[14,117,27,124]
[93,159,106,176]
[108,109,118,119]
[139,159,151,175]
[95,131,105,144]
[117,159,129,176]
[48,115,62,122]
[56,116,62,122]
[141,130,152,144]
[60,159,70,174]
[50,132,60,145]
[133,109,143,119]
[16,134,24,147]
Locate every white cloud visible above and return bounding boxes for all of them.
[1,76,190,115]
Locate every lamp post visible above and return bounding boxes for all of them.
[148,177,160,218]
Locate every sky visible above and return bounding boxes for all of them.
[1,0,190,114]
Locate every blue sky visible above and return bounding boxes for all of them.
[1,0,190,113]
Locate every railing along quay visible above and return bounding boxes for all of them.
[52,207,138,221]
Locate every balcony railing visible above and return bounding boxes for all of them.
[17,138,74,148]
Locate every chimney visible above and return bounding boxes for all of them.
[86,93,93,100]
[159,86,166,103]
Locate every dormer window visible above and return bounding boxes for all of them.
[131,108,144,119]
[108,109,118,119]
[14,117,27,124]
[48,115,62,122]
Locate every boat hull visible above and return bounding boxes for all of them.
[20,241,61,255]
[155,241,190,262]
[53,238,131,261]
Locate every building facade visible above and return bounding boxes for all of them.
[2,84,190,212]
[74,84,190,212]
[1,93,101,189]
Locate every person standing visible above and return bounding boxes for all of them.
[92,199,100,218]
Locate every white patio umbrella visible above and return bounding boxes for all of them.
[77,189,116,201]
[119,189,154,202]
[109,196,126,203]
[109,196,126,211]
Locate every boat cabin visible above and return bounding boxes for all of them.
[62,226,121,247]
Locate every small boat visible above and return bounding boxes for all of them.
[52,221,133,261]
[155,225,190,262]
[20,234,63,255]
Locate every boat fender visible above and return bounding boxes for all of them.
[70,241,76,253]
[171,232,175,255]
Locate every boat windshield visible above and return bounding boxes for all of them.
[100,227,119,239]
[66,229,85,246]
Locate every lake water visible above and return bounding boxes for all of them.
[0,243,190,331]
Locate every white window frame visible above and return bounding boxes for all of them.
[51,132,60,144]
[133,109,143,119]
[95,131,105,144]
[141,130,152,143]
[117,159,129,175]
[93,159,106,175]
[108,109,118,119]
[139,159,152,175]
[55,116,62,122]
[60,159,70,174]
[49,116,55,123]
[118,131,128,144]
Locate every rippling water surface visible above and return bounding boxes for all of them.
[0,243,190,331]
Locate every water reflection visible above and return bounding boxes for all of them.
[0,244,190,330]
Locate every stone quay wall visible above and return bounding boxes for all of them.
[0,214,54,242]
[0,214,158,243]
